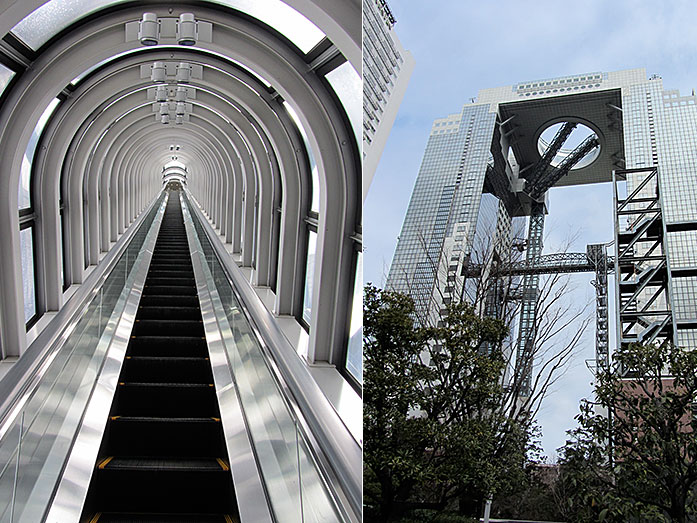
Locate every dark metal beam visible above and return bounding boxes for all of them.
[527,134,600,200]
[524,121,577,184]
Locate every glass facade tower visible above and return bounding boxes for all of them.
[387,68,697,356]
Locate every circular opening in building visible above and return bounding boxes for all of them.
[537,121,601,170]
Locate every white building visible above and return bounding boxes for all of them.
[362,0,414,200]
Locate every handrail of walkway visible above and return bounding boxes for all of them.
[0,191,164,434]
[184,190,362,520]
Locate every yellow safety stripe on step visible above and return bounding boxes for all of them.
[216,458,230,471]
[89,512,102,523]
[224,515,233,523]
[110,416,120,420]
[211,417,220,422]
[209,383,214,387]
[97,456,114,469]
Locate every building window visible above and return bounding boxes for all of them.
[302,229,317,325]
[20,225,37,326]
[345,251,363,386]
[19,98,60,210]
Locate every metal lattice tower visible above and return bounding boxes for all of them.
[588,244,610,368]
[613,167,673,351]
[514,201,545,396]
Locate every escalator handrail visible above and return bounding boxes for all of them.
[184,191,362,519]
[0,191,165,439]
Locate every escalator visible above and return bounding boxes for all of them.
[81,192,238,522]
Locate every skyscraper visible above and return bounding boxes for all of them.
[387,68,697,383]
[362,0,415,200]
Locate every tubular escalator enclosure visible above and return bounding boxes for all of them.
[80,194,238,522]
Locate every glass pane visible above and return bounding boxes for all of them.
[20,227,36,323]
[325,62,361,150]
[18,98,60,210]
[59,212,64,287]
[0,63,15,98]
[346,252,362,383]
[284,102,319,212]
[11,0,122,50]
[216,0,324,53]
[303,230,317,324]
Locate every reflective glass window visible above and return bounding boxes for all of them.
[302,230,317,324]
[0,63,15,98]
[346,251,362,384]
[325,62,362,149]
[19,98,61,210]
[20,227,36,323]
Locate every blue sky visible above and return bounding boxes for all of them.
[364,0,697,460]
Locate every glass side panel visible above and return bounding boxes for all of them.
[216,0,324,53]
[18,98,60,210]
[20,227,36,323]
[303,230,317,325]
[325,62,362,151]
[346,252,362,383]
[0,63,15,98]
[11,0,121,50]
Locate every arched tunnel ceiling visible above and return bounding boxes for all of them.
[0,0,360,73]
[0,0,362,196]
[0,2,361,232]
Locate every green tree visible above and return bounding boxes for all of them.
[363,284,533,521]
[557,343,697,523]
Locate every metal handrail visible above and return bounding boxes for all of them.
[183,190,362,520]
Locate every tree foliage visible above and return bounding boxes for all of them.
[557,343,697,523]
[363,284,535,521]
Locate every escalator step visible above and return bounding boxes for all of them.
[145,270,194,278]
[114,383,219,417]
[144,277,196,287]
[132,319,204,337]
[107,417,223,457]
[121,357,211,383]
[138,295,199,308]
[93,513,235,522]
[92,468,235,513]
[142,285,196,296]
[137,307,201,321]
[127,336,208,357]
[99,456,228,471]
